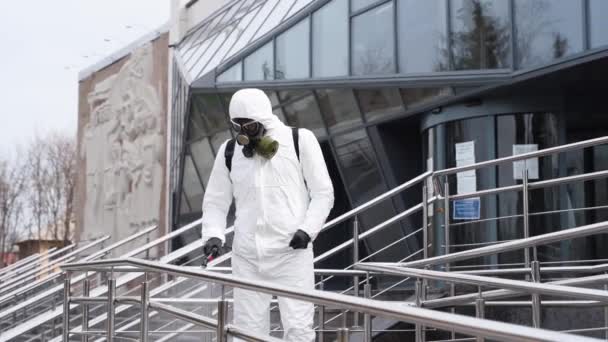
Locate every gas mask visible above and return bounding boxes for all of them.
[231,118,279,159]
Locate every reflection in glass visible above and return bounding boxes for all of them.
[254,0,298,41]
[400,87,454,109]
[449,0,511,70]
[351,2,395,76]
[180,192,191,214]
[182,155,204,210]
[190,139,215,188]
[283,94,327,137]
[356,88,403,121]
[316,89,363,133]
[211,129,233,155]
[398,0,447,73]
[351,0,380,13]
[244,41,274,80]
[333,129,385,204]
[496,113,560,262]
[590,0,608,48]
[278,89,309,103]
[217,62,242,83]
[198,95,231,135]
[275,18,310,79]
[514,0,583,69]
[313,0,348,77]
[225,0,279,59]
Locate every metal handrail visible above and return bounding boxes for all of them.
[0,236,109,295]
[0,226,157,308]
[0,245,74,283]
[0,253,42,277]
[433,136,608,177]
[355,263,608,303]
[398,220,608,269]
[423,273,608,309]
[60,257,598,342]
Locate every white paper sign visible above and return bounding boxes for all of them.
[455,141,476,194]
[513,144,539,180]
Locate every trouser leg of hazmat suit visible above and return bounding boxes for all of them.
[232,248,315,342]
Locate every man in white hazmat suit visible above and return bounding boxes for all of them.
[201,88,334,341]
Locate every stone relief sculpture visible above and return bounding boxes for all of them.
[81,43,163,243]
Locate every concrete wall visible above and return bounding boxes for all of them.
[75,33,169,256]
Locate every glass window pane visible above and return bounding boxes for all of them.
[187,103,206,141]
[333,129,385,204]
[313,0,348,77]
[254,0,297,41]
[217,62,242,82]
[265,91,280,107]
[180,192,191,214]
[590,0,608,48]
[351,0,380,13]
[400,87,454,109]
[283,94,327,137]
[182,155,204,210]
[287,0,314,17]
[278,89,309,103]
[226,0,280,59]
[189,139,215,187]
[356,88,403,121]
[450,0,511,70]
[352,2,396,76]
[244,41,274,80]
[203,9,259,75]
[316,89,363,133]
[197,95,230,136]
[515,0,584,69]
[275,18,310,79]
[398,0,448,73]
[211,129,233,155]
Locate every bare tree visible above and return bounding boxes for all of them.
[44,133,77,244]
[26,135,49,241]
[0,155,27,267]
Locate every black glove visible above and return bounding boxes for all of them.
[203,237,223,258]
[289,230,311,250]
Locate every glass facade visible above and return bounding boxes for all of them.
[275,18,310,79]
[449,0,511,70]
[351,1,396,76]
[514,0,583,68]
[312,0,348,77]
[590,0,608,48]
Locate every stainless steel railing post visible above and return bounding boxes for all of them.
[336,327,349,342]
[353,216,360,328]
[318,277,325,342]
[107,275,116,341]
[81,278,90,342]
[217,286,228,342]
[531,261,542,328]
[62,273,71,342]
[415,279,424,342]
[476,286,485,342]
[363,275,372,342]
[444,181,455,340]
[423,185,429,260]
[523,170,532,268]
[140,280,150,342]
[604,277,608,341]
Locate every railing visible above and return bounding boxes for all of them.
[60,258,599,342]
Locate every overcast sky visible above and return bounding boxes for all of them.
[0,0,170,157]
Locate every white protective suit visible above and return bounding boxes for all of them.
[201,88,334,341]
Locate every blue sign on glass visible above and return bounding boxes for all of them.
[453,198,480,220]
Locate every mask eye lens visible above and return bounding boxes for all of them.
[242,121,260,135]
[230,121,241,132]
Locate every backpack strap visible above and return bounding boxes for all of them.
[224,139,236,172]
[225,129,299,173]
[292,127,300,162]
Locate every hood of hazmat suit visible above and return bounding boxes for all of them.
[201,88,334,341]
